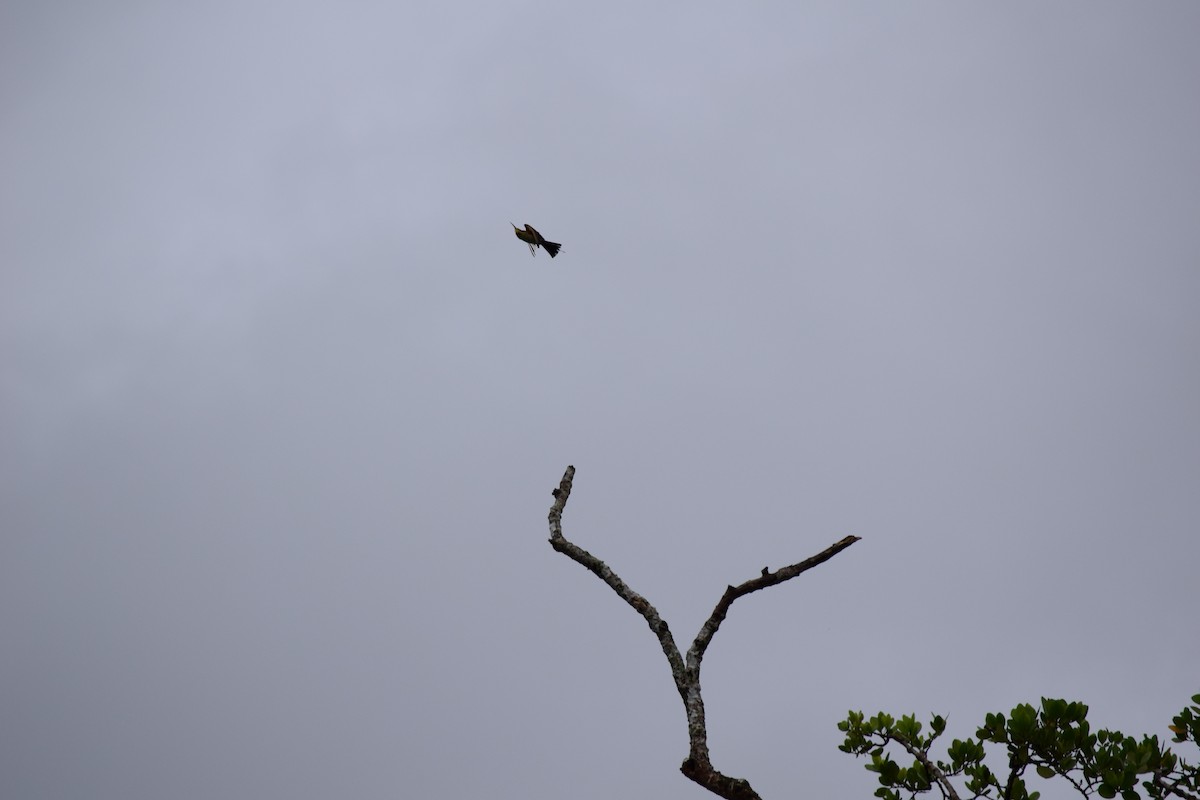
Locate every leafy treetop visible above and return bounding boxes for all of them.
[839,695,1200,800]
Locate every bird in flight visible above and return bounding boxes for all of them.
[511,223,562,258]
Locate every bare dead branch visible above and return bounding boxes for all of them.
[686,535,861,676]
[545,465,862,800]
[548,466,689,701]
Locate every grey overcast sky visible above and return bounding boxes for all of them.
[2,3,1198,799]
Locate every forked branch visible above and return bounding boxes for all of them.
[546,465,861,800]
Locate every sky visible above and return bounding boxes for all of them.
[2,3,1198,799]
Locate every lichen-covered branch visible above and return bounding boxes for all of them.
[545,465,861,800]
[1155,775,1200,800]
[548,466,689,699]
[686,535,861,676]
[893,734,962,800]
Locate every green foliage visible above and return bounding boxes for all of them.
[838,695,1200,800]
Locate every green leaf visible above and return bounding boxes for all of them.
[1036,765,1055,779]
[897,714,922,740]
[1043,698,1067,722]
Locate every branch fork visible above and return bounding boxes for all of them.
[547,465,861,800]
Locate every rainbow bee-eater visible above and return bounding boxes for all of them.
[511,223,562,258]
